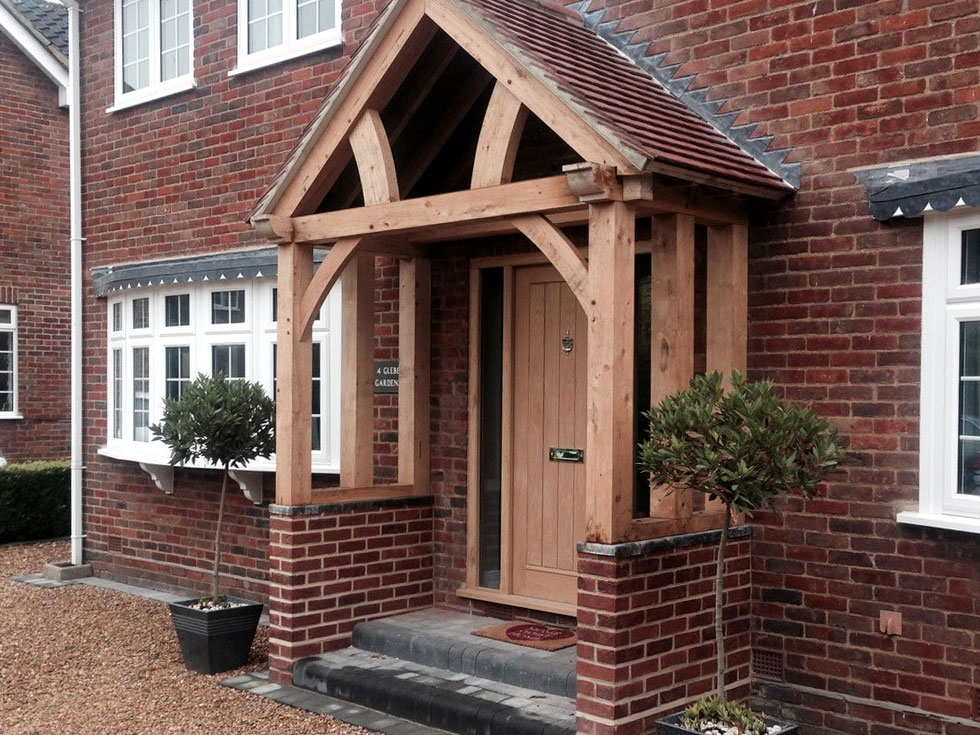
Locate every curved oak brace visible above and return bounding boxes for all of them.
[511,214,590,311]
[349,109,399,206]
[298,237,363,337]
[471,82,528,189]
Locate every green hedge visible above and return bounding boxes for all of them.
[0,461,71,544]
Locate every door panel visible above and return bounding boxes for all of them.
[511,265,587,606]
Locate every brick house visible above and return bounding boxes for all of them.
[0,0,71,464]
[78,1,980,735]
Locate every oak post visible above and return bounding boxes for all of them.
[648,213,696,520]
[705,223,748,513]
[398,257,431,491]
[584,200,635,544]
[275,241,314,506]
[340,252,376,487]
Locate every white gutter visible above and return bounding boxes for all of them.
[62,0,84,566]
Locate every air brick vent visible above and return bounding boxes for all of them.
[752,650,784,681]
[108,535,123,553]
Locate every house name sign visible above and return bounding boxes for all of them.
[374,361,399,393]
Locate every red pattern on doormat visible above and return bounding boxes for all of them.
[472,621,577,651]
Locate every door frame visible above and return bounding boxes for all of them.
[459,251,583,617]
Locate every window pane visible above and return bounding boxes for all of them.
[122,0,150,92]
[272,288,278,322]
[0,309,10,325]
[0,326,12,413]
[312,342,321,451]
[113,349,123,439]
[297,0,316,37]
[212,344,245,379]
[133,347,150,441]
[166,346,190,400]
[211,290,245,324]
[165,294,190,327]
[962,229,980,285]
[133,297,149,329]
[112,302,122,332]
[958,321,980,496]
[319,0,334,30]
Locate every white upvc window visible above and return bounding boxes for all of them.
[111,0,195,112]
[0,306,18,419]
[231,0,341,76]
[903,210,980,534]
[103,278,341,473]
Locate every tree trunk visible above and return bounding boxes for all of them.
[212,465,229,600]
[715,506,731,702]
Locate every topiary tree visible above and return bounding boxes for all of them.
[152,373,276,603]
[638,371,848,703]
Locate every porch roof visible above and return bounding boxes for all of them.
[253,0,792,220]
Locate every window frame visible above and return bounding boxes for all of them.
[905,209,980,533]
[0,305,19,419]
[231,0,342,77]
[110,0,196,113]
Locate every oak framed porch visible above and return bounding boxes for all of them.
[250,0,791,669]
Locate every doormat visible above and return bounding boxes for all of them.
[472,622,577,651]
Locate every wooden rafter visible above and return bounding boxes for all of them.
[472,82,528,188]
[349,109,400,205]
[510,214,589,310]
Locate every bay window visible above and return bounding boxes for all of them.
[103,277,341,473]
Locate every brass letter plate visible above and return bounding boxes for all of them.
[549,447,584,463]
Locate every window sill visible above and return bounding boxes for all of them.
[106,76,197,114]
[896,510,980,535]
[0,413,23,420]
[228,35,342,78]
[97,442,339,475]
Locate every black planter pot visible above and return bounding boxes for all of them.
[169,597,263,675]
[656,712,798,735]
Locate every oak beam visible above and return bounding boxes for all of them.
[511,214,589,309]
[340,253,376,487]
[298,237,364,337]
[349,109,400,205]
[471,82,528,188]
[275,242,315,506]
[397,258,431,491]
[290,176,581,243]
[584,201,636,544]
[648,213,695,520]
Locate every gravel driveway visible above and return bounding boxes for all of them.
[0,540,367,735]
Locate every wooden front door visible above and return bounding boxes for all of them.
[510,265,588,606]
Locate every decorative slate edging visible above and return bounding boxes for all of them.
[578,525,752,558]
[567,0,801,190]
[268,494,433,516]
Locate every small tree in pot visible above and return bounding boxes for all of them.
[639,371,848,735]
[152,372,276,674]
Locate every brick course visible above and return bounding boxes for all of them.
[266,498,434,682]
[0,32,70,463]
[576,534,752,735]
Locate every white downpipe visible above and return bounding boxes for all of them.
[65,0,84,566]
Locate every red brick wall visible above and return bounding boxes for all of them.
[84,460,272,600]
[556,0,980,730]
[266,498,434,683]
[78,0,397,593]
[576,531,753,735]
[0,33,70,463]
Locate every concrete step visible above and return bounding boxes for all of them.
[352,609,577,698]
[294,647,576,735]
